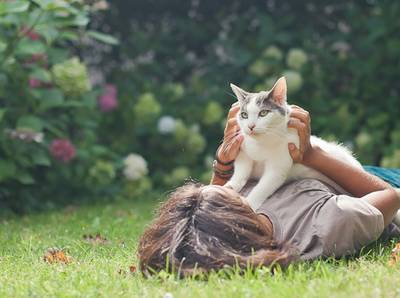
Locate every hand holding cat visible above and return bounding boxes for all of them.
[216,102,244,164]
[287,105,312,164]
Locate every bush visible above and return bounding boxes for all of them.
[0,0,148,212]
[91,1,400,188]
[2,1,400,212]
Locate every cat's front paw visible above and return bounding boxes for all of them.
[225,180,246,193]
[246,191,272,211]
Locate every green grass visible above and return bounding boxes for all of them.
[1,195,400,298]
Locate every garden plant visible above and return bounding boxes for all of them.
[1,1,400,297]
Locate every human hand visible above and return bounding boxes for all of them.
[216,102,244,164]
[287,105,312,164]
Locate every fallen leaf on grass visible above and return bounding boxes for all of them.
[43,248,72,264]
[118,264,137,276]
[83,233,109,245]
[388,242,400,266]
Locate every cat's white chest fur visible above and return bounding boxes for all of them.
[240,128,299,178]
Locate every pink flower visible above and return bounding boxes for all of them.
[98,84,118,112]
[49,139,76,163]
[29,78,42,88]
[21,27,40,40]
[26,53,48,65]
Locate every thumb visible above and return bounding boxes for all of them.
[288,143,301,161]
[288,143,297,151]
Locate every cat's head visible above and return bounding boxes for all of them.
[230,77,288,136]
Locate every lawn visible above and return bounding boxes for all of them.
[1,195,400,298]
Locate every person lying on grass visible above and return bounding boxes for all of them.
[138,104,400,277]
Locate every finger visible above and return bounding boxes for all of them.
[290,104,306,112]
[220,134,243,159]
[287,119,307,154]
[289,110,310,125]
[224,129,240,142]
[224,125,241,143]
[287,118,305,130]
[225,119,238,133]
[228,105,240,119]
[226,135,244,158]
[288,143,302,162]
[290,105,311,122]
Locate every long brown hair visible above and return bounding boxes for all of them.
[138,183,296,277]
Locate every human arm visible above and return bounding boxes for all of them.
[288,105,400,225]
[210,103,243,186]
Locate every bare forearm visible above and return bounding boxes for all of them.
[210,174,228,185]
[210,163,232,185]
[361,189,400,226]
[303,146,391,197]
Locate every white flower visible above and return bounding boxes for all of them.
[286,48,308,70]
[157,116,176,134]
[331,41,350,52]
[123,153,148,181]
[262,46,283,60]
[5,129,44,143]
[282,70,303,93]
[190,123,200,133]
[355,132,371,147]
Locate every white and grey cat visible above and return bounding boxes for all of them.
[225,77,363,211]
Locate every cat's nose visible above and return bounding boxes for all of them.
[248,124,255,131]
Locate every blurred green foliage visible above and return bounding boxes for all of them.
[1,0,400,212]
[0,0,127,212]
[94,0,400,181]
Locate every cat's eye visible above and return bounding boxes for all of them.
[259,110,269,117]
[240,112,248,119]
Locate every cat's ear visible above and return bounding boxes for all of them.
[230,83,249,102]
[270,77,287,105]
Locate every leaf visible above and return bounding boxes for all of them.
[87,31,119,45]
[0,13,19,25]
[118,264,137,276]
[59,31,79,42]
[59,100,86,108]
[0,40,6,53]
[35,89,65,110]
[32,151,51,166]
[16,115,44,132]
[15,40,46,56]
[0,1,30,15]
[16,171,35,184]
[0,108,6,122]
[388,242,400,266]
[0,160,17,182]
[43,248,72,264]
[54,14,89,27]
[32,0,69,11]
[82,233,110,245]
[30,68,52,83]
[35,25,59,44]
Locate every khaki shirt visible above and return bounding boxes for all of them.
[243,179,396,260]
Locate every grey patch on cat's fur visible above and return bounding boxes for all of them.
[237,94,253,117]
[241,94,251,105]
[256,92,287,115]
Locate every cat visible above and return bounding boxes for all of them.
[225,77,363,211]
